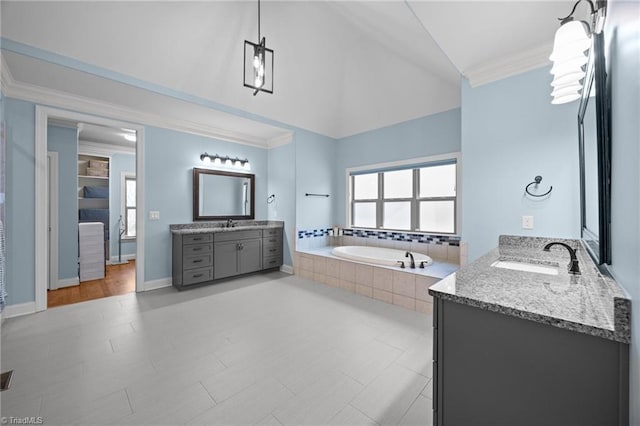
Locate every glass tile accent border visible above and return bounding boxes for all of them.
[296,228,460,246]
[297,228,332,239]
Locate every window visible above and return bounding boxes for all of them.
[349,157,458,234]
[121,173,136,238]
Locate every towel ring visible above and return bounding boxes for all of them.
[525,175,552,197]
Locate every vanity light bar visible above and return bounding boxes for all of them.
[200,153,250,169]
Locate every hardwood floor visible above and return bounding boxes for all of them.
[47,260,136,308]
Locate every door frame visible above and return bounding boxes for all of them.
[47,151,59,291]
[35,106,145,312]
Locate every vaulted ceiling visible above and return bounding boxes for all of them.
[1,1,575,141]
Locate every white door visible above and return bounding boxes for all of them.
[47,152,59,290]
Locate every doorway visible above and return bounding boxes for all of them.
[46,122,139,308]
[35,106,145,312]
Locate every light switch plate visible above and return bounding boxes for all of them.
[522,215,534,229]
[149,211,160,221]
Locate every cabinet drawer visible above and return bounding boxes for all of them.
[183,266,213,286]
[183,243,212,256]
[183,253,213,270]
[183,233,213,244]
[262,235,282,246]
[215,229,262,242]
[263,228,283,238]
[263,255,282,270]
[263,244,282,258]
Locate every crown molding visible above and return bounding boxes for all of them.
[464,43,553,88]
[79,139,136,156]
[1,56,293,149]
[267,132,294,149]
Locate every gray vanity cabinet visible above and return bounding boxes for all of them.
[432,297,629,426]
[214,230,263,279]
[171,233,214,289]
[172,225,284,290]
[262,228,283,270]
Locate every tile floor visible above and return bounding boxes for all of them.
[1,272,433,425]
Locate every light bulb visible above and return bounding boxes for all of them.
[225,158,232,166]
[551,71,585,87]
[213,156,221,165]
[551,21,591,58]
[252,55,260,69]
[234,159,242,167]
[254,76,264,88]
[552,92,581,104]
[202,155,211,165]
[551,84,583,98]
[550,56,588,76]
[258,64,265,77]
[244,161,250,170]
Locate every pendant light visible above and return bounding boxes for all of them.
[243,0,274,96]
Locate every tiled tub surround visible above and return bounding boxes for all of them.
[170,220,284,234]
[429,235,631,343]
[296,228,463,265]
[295,246,458,315]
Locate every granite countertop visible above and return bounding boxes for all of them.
[170,220,284,235]
[428,235,631,343]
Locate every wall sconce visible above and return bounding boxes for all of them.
[549,0,607,104]
[200,153,250,170]
[243,0,274,96]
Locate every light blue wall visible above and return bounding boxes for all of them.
[47,125,78,280]
[143,126,268,282]
[460,68,580,261]
[267,142,295,266]
[294,130,338,230]
[4,98,35,305]
[109,153,136,260]
[333,109,462,226]
[605,1,640,422]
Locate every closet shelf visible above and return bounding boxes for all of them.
[78,175,109,180]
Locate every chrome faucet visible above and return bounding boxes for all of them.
[226,218,234,228]
[405,251,416,269]
[543,242,580,275]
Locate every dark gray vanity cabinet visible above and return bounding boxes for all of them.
[172,225,284,290]
[214,230,263,279]
[432,298,629,426]
[262,228,283,270]
[172,233,214,289]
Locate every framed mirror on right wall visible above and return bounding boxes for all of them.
[578,31,612,265]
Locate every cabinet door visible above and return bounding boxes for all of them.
[214,241,238,279]
[239,239,262,274]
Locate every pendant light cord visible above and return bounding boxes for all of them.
[257,0,261,42]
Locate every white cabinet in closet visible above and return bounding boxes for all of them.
[79,222,105,282]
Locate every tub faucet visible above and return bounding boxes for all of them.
[226,219,234,228]
[543,242,580,275]
[405,251,416,269]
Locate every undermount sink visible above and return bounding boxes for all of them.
[491,260,559,276]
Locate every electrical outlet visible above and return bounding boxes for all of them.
[522,215,534,229]
[149,211,160,221]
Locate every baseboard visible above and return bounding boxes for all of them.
[143,277,172,291]
[280,264,294,274]
[107,253,136,264]
[57,277,80,288]
[4,301,37,318]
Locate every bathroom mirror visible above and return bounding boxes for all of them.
[193,168,255,221]
[578,32,611,264]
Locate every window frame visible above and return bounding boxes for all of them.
[347,153,461,235]
[120,172,136,240]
